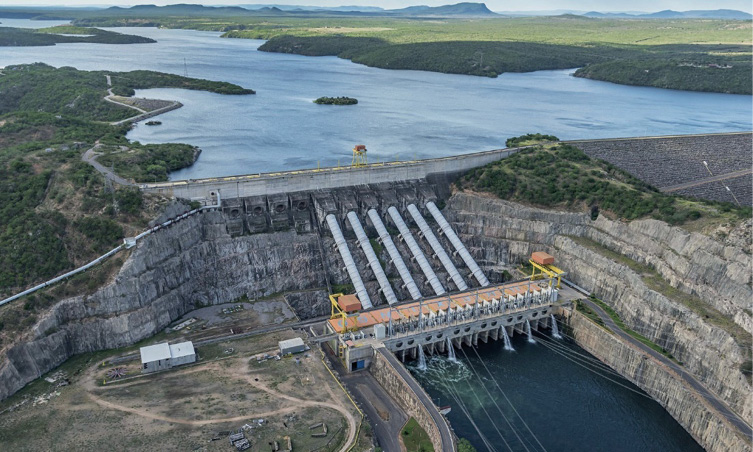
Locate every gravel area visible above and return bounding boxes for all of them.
[571,133,752,206]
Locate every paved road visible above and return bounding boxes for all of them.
[82,144,135,187]
[323,346,408,452]
[571,283,752,440]
[377,347,455,452]
[661,168,752,192]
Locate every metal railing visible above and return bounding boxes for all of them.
[0,194,222,308]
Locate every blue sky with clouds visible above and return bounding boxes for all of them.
[5,1,752,13]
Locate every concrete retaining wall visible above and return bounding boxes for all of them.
[141,148,519,201]
[370,349,448,451]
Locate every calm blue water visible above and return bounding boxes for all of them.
[0,19,750,179]
[408,332,704,452]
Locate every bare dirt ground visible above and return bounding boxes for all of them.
[0,330,369,452]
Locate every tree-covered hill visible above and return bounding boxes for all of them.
[0,25,155,46]
[0,63,254,333]
[0,63,254,122]
[458,138,751,225]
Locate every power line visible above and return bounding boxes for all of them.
[464,345,548,452]
[456,347,535,452]
[440,379,501,452]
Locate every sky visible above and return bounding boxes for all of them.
[3,1,752,13]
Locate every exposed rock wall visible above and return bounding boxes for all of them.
[446,192,752,427]
[0,211,327,401]
[370,349,446,451]
[567,310,750,452]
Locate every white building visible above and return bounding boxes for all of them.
[140,341,196,373]
[279,337,305,355]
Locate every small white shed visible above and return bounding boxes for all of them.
[279,337,305,355]
[140,341,196,373]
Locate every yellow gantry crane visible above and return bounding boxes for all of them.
[529,252,566,288]
[352,144,367,167]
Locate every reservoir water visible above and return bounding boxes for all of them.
[0,19,751,179]
[409,332,705,452]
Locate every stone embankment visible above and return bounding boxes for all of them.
[446,192,752,438]
[370,347,454,451]
[567,310,750,452]
[0,211,328,400]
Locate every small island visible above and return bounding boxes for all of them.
[314,96,358,105]
[145,120,162,126]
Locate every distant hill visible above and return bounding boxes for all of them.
[389,2,496,16]
[583,9,752,20]
[101,4,255,17]
[92,2,497,18]
[239,4,386,12]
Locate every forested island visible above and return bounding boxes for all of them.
[0,63,254,306]
[314,96,358,105]
[0,25,155,46]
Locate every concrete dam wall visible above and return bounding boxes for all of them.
[141,147,519,201]
[0,179,498,401]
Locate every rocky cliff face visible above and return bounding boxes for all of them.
[0,210,328,400]
[446,192,752,428]
[567,310,750,452]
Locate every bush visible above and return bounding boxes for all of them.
[74,216,124,252]
[458,438,478,452]
[506,133,559,148]
[115,189,143,215]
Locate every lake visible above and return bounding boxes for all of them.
[0,19,750,179]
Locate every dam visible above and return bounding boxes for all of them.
[0,134,749,452]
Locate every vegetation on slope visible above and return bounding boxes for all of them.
[222,16,751,94]
[458,139,751,225]
[96,143,200,182]
[0,25,155,46]
[505,133,559,147]
[400,417,434,452]
[0,63,254,346]
[110,70,255,96]
[0,63,254,122]
[314,96,358,105]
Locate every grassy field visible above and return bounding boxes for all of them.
[401,417,434,452]
[70,14,753,94]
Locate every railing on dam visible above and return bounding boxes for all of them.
[328,279,558,337]
[140,146,524,200]
[383,282,555,341]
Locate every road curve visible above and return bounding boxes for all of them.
[82,144,135,187]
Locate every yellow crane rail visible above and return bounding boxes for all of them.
[529,260,566,288]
